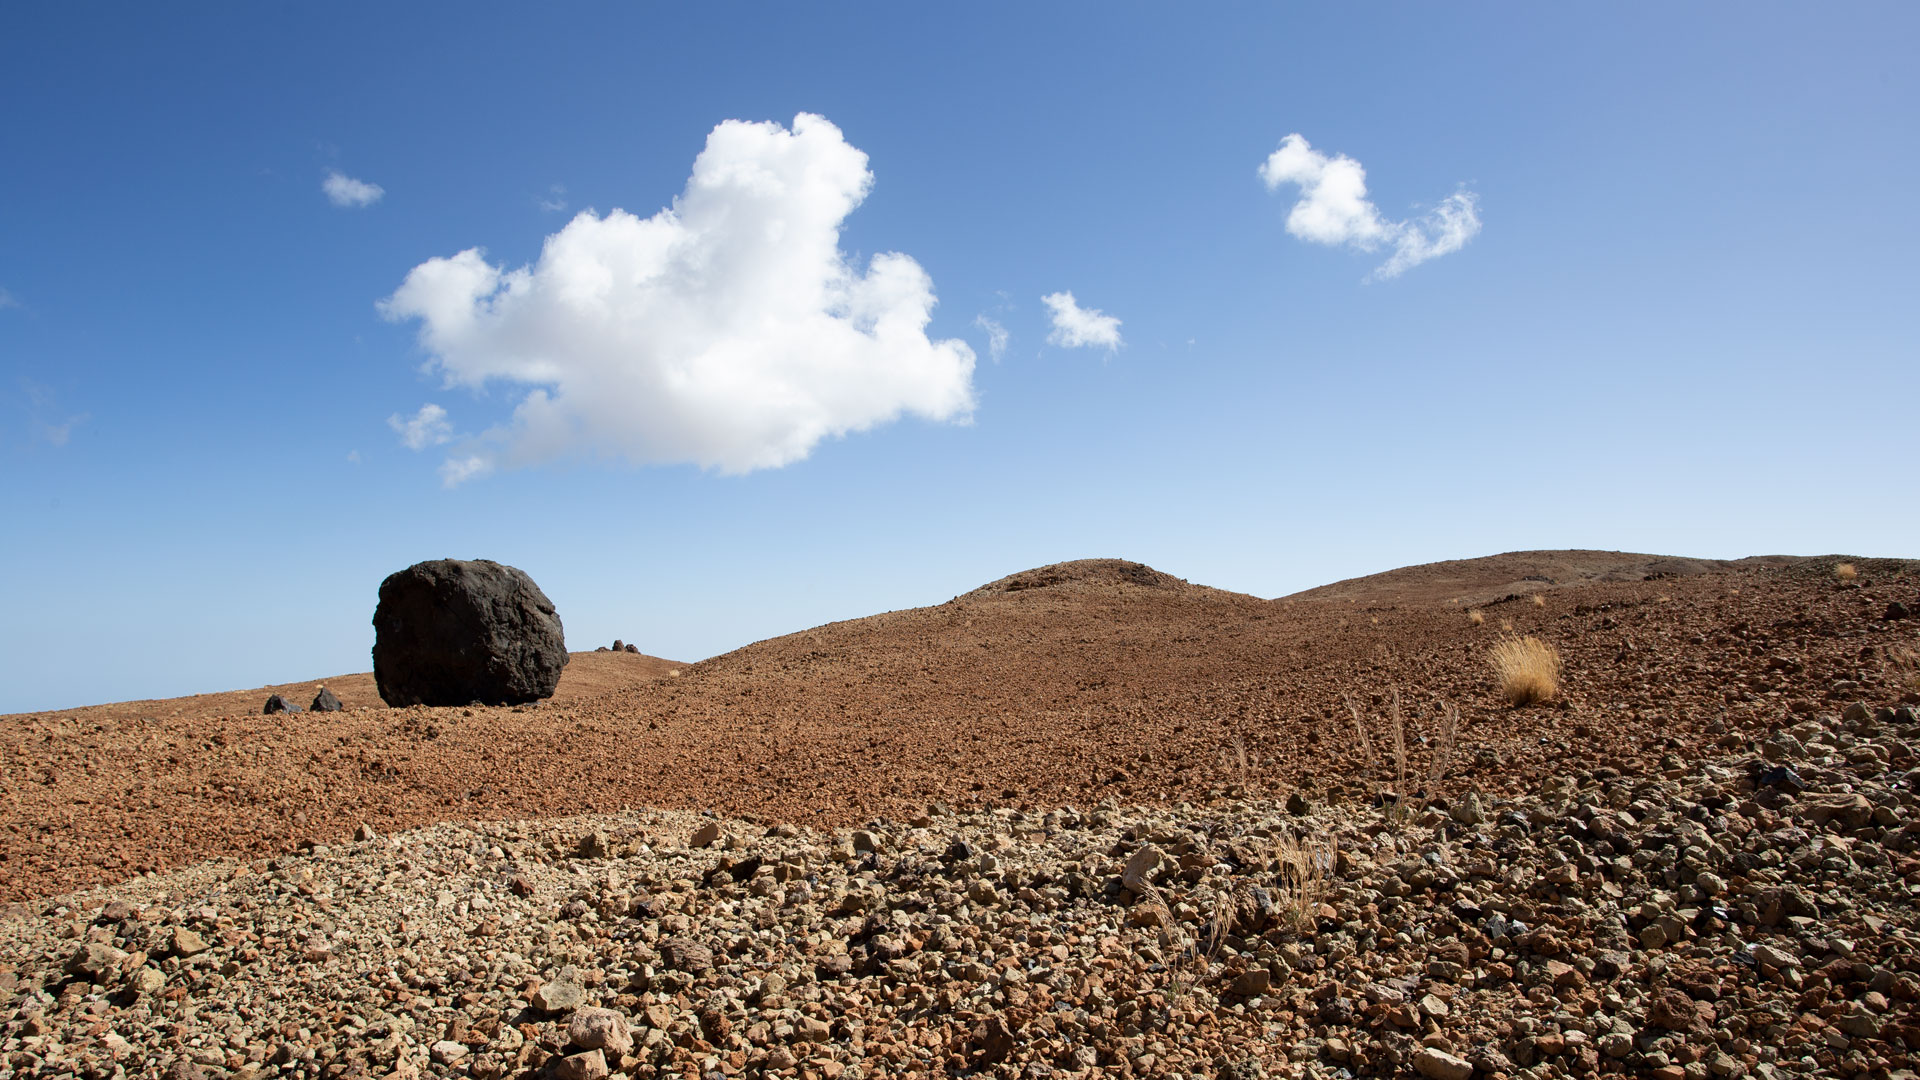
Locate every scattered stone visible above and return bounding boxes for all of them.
[554,1050,609,1080]
[658,937,713,974]
[567,1006,633,1055]
[689,821,721,848]
[261,694,301,715]
[310,687,342,712]
[532,976,587,1013]
[1413,1046,1475,1080]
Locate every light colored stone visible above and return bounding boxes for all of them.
[567,1007,632,1055]
[553,1049,608,1080]
[1413,1046,1474,1080]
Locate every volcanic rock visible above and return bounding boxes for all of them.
[261,694,301,715]
[310,687,342,712]
[371,558,567,706]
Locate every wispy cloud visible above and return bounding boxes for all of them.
[439,455,492,488]
[1041,291,1123,351]
[381,113,976,481]
[538,184,568,213]
[1258,134,1480,280]
[0,287,19,310]
[19,379,87,447]
[323,170,385,208]
[973,315,1009,363]
[387,403,452,450]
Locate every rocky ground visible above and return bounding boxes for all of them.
[6,695,1920,1080]
[4,552,1920,1080]
[5,554,1918,904]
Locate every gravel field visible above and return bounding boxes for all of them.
[5,552,1920,1079]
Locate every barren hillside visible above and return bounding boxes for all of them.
[2,554,1916,902]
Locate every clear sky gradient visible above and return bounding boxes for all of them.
[3,5,1915,712]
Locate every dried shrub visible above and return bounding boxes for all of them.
[1218,735,1250,793]
[1835,562,1858,582]
[1270,832,1334,935]
[1489,635,1561,706]
[1342,692,1377,766]
[1389,688,1409,805]
[1140,883,1226,1004]
[1531,593,1547,608]
[1890,643,1920,694]
[1467,609,1485,626]
[1428,702,1459,794]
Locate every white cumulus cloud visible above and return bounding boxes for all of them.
[1258,134,1480,279]
[323,170,384,208]
[1041,292,1123,351]
[380,113,976,479]
[388,403,452,450]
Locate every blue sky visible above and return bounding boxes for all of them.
[3,5,1916,712]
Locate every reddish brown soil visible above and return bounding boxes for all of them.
[3,552,1916,902]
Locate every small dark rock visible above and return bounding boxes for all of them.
[263,695,302,715]
[310,687,342,712]
[1888,601,1912,621]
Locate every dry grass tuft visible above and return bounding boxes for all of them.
[1489,634,1561,706]
[1467,609,1485,626]
[1218,735,1250,792]
[1835,562,1858,582]
[1531,593,1547,608]
[1342,692,1378,766]
[1271,832,1334,934]
[1428,701,1459,794]
[1388,688,1409,805]
[1890,643,1920,694]
[1499,617,1514,632]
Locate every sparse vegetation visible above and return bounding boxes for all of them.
[1467,608,1485,625]
[1269,830,1334,934]
[1836,562,1858,582]
[1428,701,1459,796]
[1218,735,1250,792]
[1531,592,1546,608]
[1342,691,1378,766]
[1389,688,1409,808]
[1344,687,1461,825]
[1489,634,1561,706]
[1890,642,1920,694]
[1499,617,1514,632]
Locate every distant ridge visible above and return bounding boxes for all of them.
[1281,548,1817,607]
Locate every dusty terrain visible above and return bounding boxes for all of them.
[4,551,1920,1080]
[2,553,1916,905]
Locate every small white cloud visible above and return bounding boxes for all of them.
[323,170,385,208]
[439,455,492,487]
[1258,133,1480,279]
[538,184,568,213]
[1041,291,1123,351]
[0,287,19,309]
[346,450,362,464]
[381,113,976,479]
[387,403,452,450]
[973,315,1009,363]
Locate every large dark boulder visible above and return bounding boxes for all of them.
[372,559,567,706]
